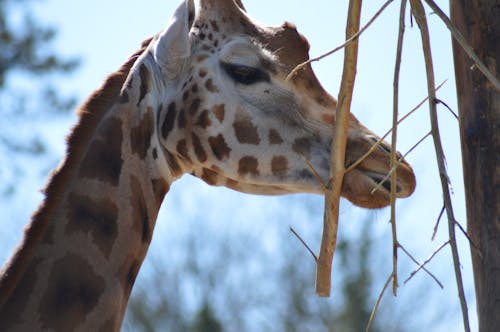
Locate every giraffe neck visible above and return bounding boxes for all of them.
[0,41,173,331]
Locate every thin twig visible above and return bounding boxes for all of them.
[410,1,471,330]
[345,81,446,174]
[316,0,362,298]
[454,220,483,259]
[290,227,318,262]
[389,0,407,297]
[422,0,500,90]
[286,0,394,81]
[302,157,328,193]
[403,131,431,158]
[399,242,444,288]
[366,274,393,332]
[404,241,449,285]
[432,205,446,241]
[435,98,458,119]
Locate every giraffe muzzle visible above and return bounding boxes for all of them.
[365,172,403,195]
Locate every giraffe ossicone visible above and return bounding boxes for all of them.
[0,0,416,330]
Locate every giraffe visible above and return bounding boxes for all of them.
[0,0,416,330]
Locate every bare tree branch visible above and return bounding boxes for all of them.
[371,131,431,195]
[345,81,446,175]
[404,241,449,286]
[286,0,394,82]
[389,0,407,296]
[436,98,458,119]
[366,274,393,332]
[290,227,318,262]
[454,220,482,259]
[410,1,471,330]
[431,205,446,241]
[422,0,500,90]
[399,243,444,289]
[315,0,362,297]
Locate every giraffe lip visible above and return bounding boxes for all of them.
[366,172,402,194]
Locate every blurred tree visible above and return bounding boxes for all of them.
[0,0,78,113]
[333,224,381,332]
[0,0,78,197]
[191,301,223,332]
[277,220,405,332]
[124,211,408,332]
[0,1,69,84]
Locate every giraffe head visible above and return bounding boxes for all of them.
[149,0,415,208]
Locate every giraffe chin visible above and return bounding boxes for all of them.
[341,168,416,209]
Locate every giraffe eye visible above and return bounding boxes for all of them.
[221,62,270,85]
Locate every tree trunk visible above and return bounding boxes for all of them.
[449,1,500,331]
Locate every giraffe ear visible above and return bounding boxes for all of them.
[154,0,195,78]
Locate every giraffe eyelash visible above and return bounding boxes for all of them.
[220,62,270,85]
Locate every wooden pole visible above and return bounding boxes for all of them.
[449,1,500,331]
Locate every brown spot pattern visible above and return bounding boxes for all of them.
[130,176,152,243]
[161,102,176,139]
[196,110,212,128]
[212,104,225,123]
[321,113,334,125]
[271,156,289,175]
[210,20,220,32]
[199,68,208,77]
[269,129,284,144]
[0,258,41,330]
[130,108,154,159]
[176,139,191,162]
[210,164,222,173]
[292,137,312,158]
[177,109,186,129]
[226,178,241,191]
[192,133,207,162]
[189,98,201,115]
[208,134,231,160]
[233,120,260,145]
[205,79,219,93]
[238,156,259,176]
[124,259,141,297]
[66,194,118,258]
[39,255,105,331]
[201,168,218,185]
[164,149,182,176]
[151,178,169,210]
[197,54,209,62]
[137,63,149,106]
[80,117,123,186]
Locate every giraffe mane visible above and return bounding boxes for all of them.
[0,37,153,306]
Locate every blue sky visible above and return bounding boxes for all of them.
[2,0,476,330]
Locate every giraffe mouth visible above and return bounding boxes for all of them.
[365,172,402,195]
